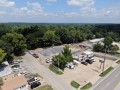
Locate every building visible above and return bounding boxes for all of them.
[1,75,29,90]
[89,38,104,45]
[0,61,13,77]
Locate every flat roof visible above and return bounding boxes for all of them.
[83,51,93,55]
[1,75,27,90]
[89,38,104,43]
[0,61,13,77]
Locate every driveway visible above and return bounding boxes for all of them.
[22,52,73,90]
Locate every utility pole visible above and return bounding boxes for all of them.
[102,46,107,73]
[58,58,59,73]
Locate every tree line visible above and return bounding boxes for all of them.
[0,23,120,64]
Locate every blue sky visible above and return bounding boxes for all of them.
[0,0,120,23]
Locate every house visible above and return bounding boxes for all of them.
[1,75,29,90]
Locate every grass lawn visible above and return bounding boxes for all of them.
[115,54,120,58]
[49,65,63,75]
[116,60,120,64]
[35,85,53,90]
[99,67,113,77]
[11,54,22,60]
[71,80,80,89]
[80,82,92,90]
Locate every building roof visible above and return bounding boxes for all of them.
[1,75,27,90]
[0,61,13,77]
[83,51,93,55]
[89,38,104,43]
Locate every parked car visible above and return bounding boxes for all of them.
[66,62,75,69]
[86,60,93,64]
[46,59,52,63]
[81,62,88,65]
[33,54,39,58]
[12,64,21,70]
[27,77,40,85]
[30,82,41,89]
[29,51,34,55]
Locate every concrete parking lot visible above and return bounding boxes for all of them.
[60,57,118,86]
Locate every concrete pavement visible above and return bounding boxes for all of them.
[22,52,73,90]
[91,65,120,90]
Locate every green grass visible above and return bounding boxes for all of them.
[11,54,22,60]
[0,77,3,85]
[49,65,63,75]
[115,54,120,58]
[71,80,80,89]
[116,60,120,64]
[80,82,92,90]
[99,67,113,77]
[35,85,53,90]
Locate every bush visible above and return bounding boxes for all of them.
[49,65,63,75]
[35,85,53,90]
[99,67,113,77]
[71,80,80,89]
[80,82,92,90]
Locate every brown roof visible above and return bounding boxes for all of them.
[1,75,27,90]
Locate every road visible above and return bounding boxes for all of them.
[91,65,120,90]
[22,52,73,90]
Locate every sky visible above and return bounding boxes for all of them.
[0,0,120,23]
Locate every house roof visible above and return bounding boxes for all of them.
[1,75,27,90]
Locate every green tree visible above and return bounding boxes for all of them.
[0,40,13,56]
[43,31,61,46]
[0,48,6,64]
[93,43,103,52]
[1,33,27,55]
[103,36,113,48]
[109,45,119,54]
[62,45,73,62]
[52,54,67,70]
[52,45,73,70]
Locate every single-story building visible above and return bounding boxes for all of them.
[0,61,13,77]
[1,75,29,90]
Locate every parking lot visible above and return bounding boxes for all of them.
[60,56,118,86]
[9,58,47,90]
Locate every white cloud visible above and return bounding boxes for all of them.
[0,0,15,7]
[0,10,6,14]
[27,2,43,12]
[67,0,95,7]
[47,0,57,2]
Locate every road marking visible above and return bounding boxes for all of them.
[91,65,120,90]
[114,82,120,90]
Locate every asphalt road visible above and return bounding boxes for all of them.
[22,52,73,90]
[91,65,120,90]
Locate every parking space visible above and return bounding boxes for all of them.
[60,56,118,86]
[9,58,47,90]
